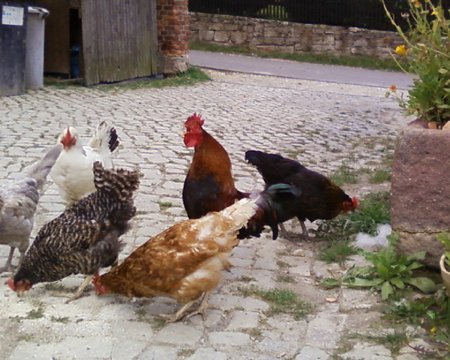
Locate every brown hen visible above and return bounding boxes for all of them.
[93,185,299,322]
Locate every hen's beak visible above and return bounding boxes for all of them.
[17,290,24,298]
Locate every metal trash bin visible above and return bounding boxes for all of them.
[25,6,49,89]
[0,1,27,96]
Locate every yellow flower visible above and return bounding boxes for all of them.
[430,327,437,333]
[395,45,407,55]
[431,10,438,16]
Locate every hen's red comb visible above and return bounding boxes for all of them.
[6,279,16,291]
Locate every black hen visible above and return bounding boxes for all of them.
[245,150,358,239]
[7,162,140,302]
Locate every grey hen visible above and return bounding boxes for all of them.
[0,144,63,272]
[7,162,140,303]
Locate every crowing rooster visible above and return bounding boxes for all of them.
[245,150,358,239]
[93,185,298,322]
[7,162,139,303]
[50,121,120,205]
[0,144,62,272]
[182,114,292,239]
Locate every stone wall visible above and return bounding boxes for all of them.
[190,12,403,59]
[157,0,190,74]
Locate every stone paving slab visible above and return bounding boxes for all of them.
[0,70,426,360]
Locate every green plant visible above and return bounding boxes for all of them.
[437,231,450,268]
[383,0,450,127]
[381,294,450,356]
[344,233,437,299]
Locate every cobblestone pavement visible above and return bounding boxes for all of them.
[0,70,429,360]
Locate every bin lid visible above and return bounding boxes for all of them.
[28,7,50,18]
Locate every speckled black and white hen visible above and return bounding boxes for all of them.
[7,162,140,303]
[0,144,63,272]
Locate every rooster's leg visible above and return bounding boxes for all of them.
[280,221,311,241]
[279,223,291,240]
[299,220,311,240]
[0,247,16,273]
[157,300,196,323]
[53,275,94,303]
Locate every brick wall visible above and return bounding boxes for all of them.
[157,0,190,74]
[190,13,403,60]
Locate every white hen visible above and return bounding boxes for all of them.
[50,121,120,205]
[0,143,63,272]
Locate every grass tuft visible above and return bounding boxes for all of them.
[318,239,358,265]
[369,169,392,184]
[277,274,297,283]
[329,163,359,186]
[239,286,312,320]
[158,201,173,210]
[45,67,211,90]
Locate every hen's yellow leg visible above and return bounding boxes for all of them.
[157,300,196,323]
[53,275,94,303]
[184,292,211,321]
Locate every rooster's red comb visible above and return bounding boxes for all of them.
[185,113,204,127]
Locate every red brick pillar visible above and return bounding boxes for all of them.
[157,0,190,74]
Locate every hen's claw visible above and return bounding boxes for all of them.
[157,292,212,323]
